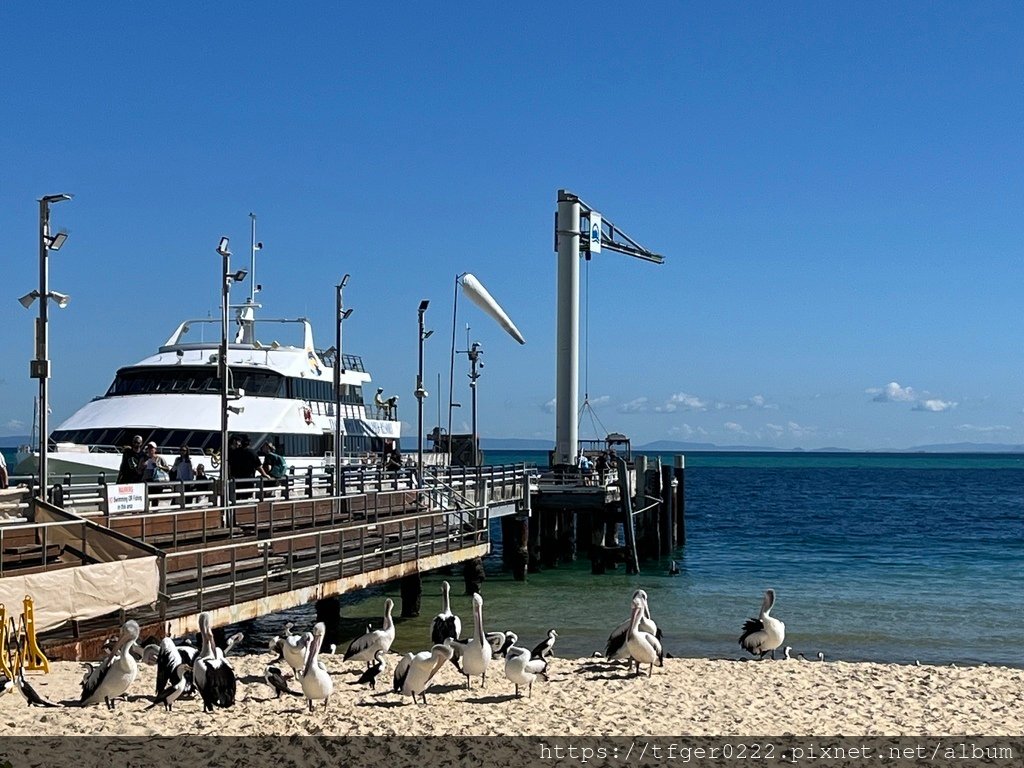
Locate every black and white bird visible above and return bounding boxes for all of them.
[152,637,197,700]
[353,649,387,690]
[264,665,297,698]
[606,589,661,667]
[148,662,191,711]
[16,663,61,707]
[0,669,13,698]
[80,619,140,708]
[530,629,558,661]
[504,645,549,698]
[278,626,313,674]
[430,580,462,645]
[626,596,664,677]
[193,612,237,712]
[738,589,786,660]
[298,621,333,712]
[344,598,395,665]
[459,593,491,688]
[392,644,454,705]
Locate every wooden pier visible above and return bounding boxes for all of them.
[0,463,532,659]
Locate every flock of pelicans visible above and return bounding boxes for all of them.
[0,585,797,712]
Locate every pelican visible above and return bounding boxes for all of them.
[80,619,140,708]
[606,590,660,666]
[430,581,462,644]
[459,592,492,688]
[626,596,664,677]
[264,665,297,698]
[504,645,548,698]
[298,621,333,712]
[0,669,12,698]
[279,627,312,673]
[531,629,558,661]
[738,589,786,660]
[343,598,395,664]
[152,637,197,699]
[353,649,387,689]
[193,612,237,712]
[393,643,454,704]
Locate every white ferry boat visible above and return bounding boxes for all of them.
[15,300,401,478]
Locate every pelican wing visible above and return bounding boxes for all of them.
[343,630,379,661]
[485,631,506,654]
[431,615,460,645]
[392,653,413,693]
[155,638,183,695]
[738,618,766,653]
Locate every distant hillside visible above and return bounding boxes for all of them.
[480,438,552,450]
[904,442,1024,453]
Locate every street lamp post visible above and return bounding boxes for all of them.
[466,341,483,466]
[415,300,432,477]
[334,275,352,496]
[217,236,246,504]
[23,193,73,499]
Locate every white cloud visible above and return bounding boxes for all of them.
[5,419,25,431]
[913,399,956,412]
[618,397,648,414]
[543,399,556,414]
[787,420,816,437]
[954,424,1010,433]
[724,421,745,434]
[869,381,916,403]
[660,392,707,412]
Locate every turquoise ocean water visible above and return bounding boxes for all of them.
[6,447,1022,666]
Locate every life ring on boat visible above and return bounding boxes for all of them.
[303,406,313,425]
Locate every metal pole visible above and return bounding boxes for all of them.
[37,199,50,498]
[416,300,429,475]
[467,342,482,466]
[555,190,581,467]
[218,239,231,501]
[334,276,349,495]
[446,273,462,459]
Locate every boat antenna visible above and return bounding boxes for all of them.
[249,212,263,305]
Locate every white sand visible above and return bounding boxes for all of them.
[2,654,1021,736]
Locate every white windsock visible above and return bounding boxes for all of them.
[461,273,526,345]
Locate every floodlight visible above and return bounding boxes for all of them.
[217,236,231,256]
[49,291,71,308]
[341,308,353,320]
[419,300,430,312]
[423,330,434,340]
[48,232,68,251]
[232,269,248,282]
[339,274,350,288]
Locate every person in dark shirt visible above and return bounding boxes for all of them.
[229,434,268,479]
[117,435,145,483]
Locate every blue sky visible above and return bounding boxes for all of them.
[2,2,1023,450]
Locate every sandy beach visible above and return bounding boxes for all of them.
[2,654,1021,737]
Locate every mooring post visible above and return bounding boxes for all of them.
[462,557,485,595]
[661,464,675,554]
[541,507,559,568]
[400,572,422,617]
[590,509,606,574]
[674,454,686,544]
[315,596,345,650]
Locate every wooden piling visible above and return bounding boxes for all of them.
[589,509,606,574]
[462,557,485,595]
[540,507,559,568]
[660,464,675,555]
[557,510,576,562]
[674,454,686,544]
[315,596,345,649]
[514,515,529,581]
[399,572,422,617]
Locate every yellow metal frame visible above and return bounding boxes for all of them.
[20,595,50,672]
[0,603,11,678]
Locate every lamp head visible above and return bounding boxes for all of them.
[18,291,39,309]
[341,308,354,320]
[339,274,350,289]
[49,291,71,308]
[47,231,69,251]
[418,299,430,312]
[41,193,73,205]
[231,269,248,282]
[217,236,231,257]
[423,330,434,340]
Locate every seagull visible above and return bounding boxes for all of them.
[430,581,462,645]
[80,620,140,708]
[530,629,558,661]
[344,598,395,665]
[298,621,333,712]
[738,589,786,660]
[504,645,549,698]
[626,596,664,677]
[393,644,454,705]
